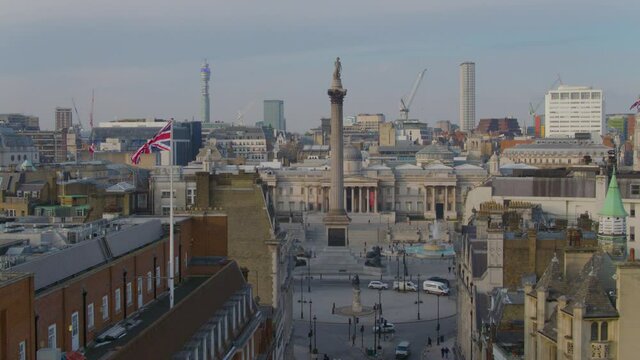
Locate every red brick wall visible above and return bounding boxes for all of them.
[0,275,35,360]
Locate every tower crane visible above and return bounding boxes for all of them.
[399,68,427,121]
[528,74,562,135]
[235,101,255,126]
[71,98,84,130]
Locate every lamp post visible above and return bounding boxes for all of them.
[298,276,305,319]
[348,318,351,341]
[416,274,422,320]
[313,315,317,351]
[308,299,313,352]
[378,288,382,316]
[436,293,441,345]
[307,256,311,293]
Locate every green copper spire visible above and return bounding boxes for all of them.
[599,172,628,218]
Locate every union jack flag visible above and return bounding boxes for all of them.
[630,98,640,112]
[131,121,173,164]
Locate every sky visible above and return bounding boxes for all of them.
[1,0,639,132]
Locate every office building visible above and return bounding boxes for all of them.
[459,62,476,132]
[55,107,73,130]
[475,117,521,136]
[356,113,385,132]
[545,85,604,138]
[0,114,40,131]
[263,100,285,131]
[606,113,636,142]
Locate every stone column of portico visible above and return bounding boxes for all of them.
[324,57,350,246]
[366,187,370,213]
[374,188,378,212]
[431,186,436,216]
[445,186,449,215]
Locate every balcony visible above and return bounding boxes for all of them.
[591,341,611,359]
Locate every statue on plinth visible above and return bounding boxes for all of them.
[351,274,362,313]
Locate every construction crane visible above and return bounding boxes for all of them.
[399,68,427,121]
[528,74,563,135]
[235,101,255,126]
[71,98,84,130]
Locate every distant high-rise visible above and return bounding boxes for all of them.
[459,62,476,132]
[200,60,211,123]
[55,107,73,130]
[545,85,604,138]
[263,100,285,131]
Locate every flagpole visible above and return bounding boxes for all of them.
[169,120,175,309]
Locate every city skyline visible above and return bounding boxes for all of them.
[1,0,638,132]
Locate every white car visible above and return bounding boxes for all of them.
[373,323,396,333]
[368,281,389,290]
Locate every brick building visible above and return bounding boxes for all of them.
[0,215,272,359]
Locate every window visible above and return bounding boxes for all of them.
[301,187,305,195]
[161,190,172,199]
[406,202,412,211]
[156,266,161,286]
[187,188,196,205]
[147,272,153,293]
[631,226,635,242]
[115,289,121,312]
[7,209,16,217]
[175,256,179,275]
[631,204,636,217]
[600,322,608,340]
[126,282,132,305]
[19,341,25,360]
[395,202,400,210]
[406,187,410,195]
[102,295,109,320]
[162,206,170,216]
[632,185,640,196]
[47,324,57,348]
[591,322,599,340]
[87,303,94,329]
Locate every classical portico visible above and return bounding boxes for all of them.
[344,184,379,214]
[423,184,457,220]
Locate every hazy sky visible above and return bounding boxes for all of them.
[1,0,638,132]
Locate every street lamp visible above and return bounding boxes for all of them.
[436,293,441,345]
[308,300,313,352]
[378,289,382,316]
[415,274,423,320]
[307,256,311,293]
[298,276,305,319]
[313,315,318,351]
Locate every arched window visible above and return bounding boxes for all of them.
[591,322,599,341]
[600,322,608,341]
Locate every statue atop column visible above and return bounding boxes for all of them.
[333,57,342,81]
[330,57,344,90]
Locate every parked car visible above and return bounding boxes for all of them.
[395,341,411,359]
[393,280,418,292]
[423,280,450,295]
[373,322,395,333]
[427,276,450,287]
[368,281,389,290]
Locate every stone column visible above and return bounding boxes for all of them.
[431,186,436,214]
[327,77,347,216]
[445,186,449,213]
[374,188,378,213]
[366,187,370,213]
[344,187,348,211]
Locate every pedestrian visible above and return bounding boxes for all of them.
[448,266,451,274]
[427,337,432,347]
[332,302,335,314]
[441,347,445,358]
[324,355,330,360]
[445,347,450,358]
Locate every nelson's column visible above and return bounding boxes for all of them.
[324,57,351,246]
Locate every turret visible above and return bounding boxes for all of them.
[598,171,628,259]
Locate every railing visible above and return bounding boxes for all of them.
[591,341,610,359]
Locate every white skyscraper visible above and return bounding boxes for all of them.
[459,62,476,132]
[544,85,604,138]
